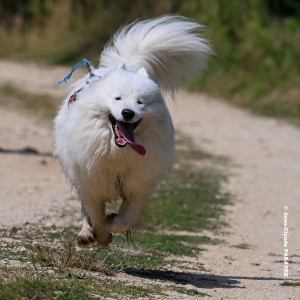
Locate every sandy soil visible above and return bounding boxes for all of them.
[0,60,299,299]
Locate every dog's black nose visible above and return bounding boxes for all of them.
[122,109,135,121]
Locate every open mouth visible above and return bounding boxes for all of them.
[109,114,146,156]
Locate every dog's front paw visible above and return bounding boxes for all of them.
[76,229,95,249]
[105,213,130,234]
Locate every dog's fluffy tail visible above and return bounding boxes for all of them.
[99,15,213,98]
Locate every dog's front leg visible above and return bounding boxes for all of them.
[77,193,112,247]
[76,205,95,248]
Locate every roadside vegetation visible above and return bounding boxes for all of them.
[0,0,299,122]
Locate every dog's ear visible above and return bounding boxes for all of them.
[136,67,148,78]
[116,62,126,70]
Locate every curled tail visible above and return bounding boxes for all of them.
[99,15,213,98]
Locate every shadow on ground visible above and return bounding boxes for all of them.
[0,146,52,157]
[125,268,284,289]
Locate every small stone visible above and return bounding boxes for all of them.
[40,159,47,165]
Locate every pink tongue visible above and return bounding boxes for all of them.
[117,121,146,156]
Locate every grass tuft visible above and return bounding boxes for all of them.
[280,281,300,287]
[231,243,253,250]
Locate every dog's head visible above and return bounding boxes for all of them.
[73,63,164,156]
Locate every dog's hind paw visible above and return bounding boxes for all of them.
[105,213,130,234]
[76,229,95,249]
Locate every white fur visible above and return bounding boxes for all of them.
[54,15,212,247]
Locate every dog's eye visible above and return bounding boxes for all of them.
[115,97,121,101]
[137,99,143,105]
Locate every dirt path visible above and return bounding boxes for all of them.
[168,93,300,299]
[0,60,299,299]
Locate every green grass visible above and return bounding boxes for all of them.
[146,166,230,232]
[0,276,166,299]
[132,232,215,256]
[231,243,254,250]
[274,260,297,264]
[0,276,96,300]
[280,281,300,287]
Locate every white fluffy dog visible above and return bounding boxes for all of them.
[54,15,212,248]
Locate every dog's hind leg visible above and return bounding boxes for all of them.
[105,195,148,234]
[105,179,157,234]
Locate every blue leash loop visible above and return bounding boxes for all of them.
[58,58,91,84]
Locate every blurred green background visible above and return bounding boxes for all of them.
[1,0,300,121]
